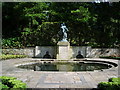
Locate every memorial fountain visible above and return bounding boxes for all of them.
[35,23,85,59]
[16,23,118,72]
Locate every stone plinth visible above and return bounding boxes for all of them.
[57,41,71,60]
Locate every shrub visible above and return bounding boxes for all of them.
[109,78,120,83]
[0,55,27,60]
[0,82,9,89]
[98,82,120,90]
[0,76,27,89]
[98,78,120,90]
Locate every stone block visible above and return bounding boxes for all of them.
[57,41,71,60]
[57,41,70,46]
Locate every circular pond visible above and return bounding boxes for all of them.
[17,61,112,72]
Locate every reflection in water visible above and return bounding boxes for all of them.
[18,62,111,72]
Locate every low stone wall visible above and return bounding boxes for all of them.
[70,46,91,58]
[90,48,120,57]
[35,46,91,58]
[35,46,56,58]
[2,48,35,57]
[1,47,120,58]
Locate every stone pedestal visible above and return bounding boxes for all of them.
[57,41,70,60]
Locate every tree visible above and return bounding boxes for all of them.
[2,2,120,48]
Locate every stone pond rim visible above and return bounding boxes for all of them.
[15,58,118,72]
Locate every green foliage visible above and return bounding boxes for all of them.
[109,78,120,83]
[0,82,9,89]
[21,22,60,46]
[2,2,120,48]
[98,82,120,90]
[0,76,27,89]
[71,6,92,22]
[0,55,27,60]
[98,78,120,90]
[2,37,23,48]
[9,79,26,88]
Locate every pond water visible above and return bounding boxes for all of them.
[18,62,111,72]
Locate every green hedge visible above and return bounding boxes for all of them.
[0,76,27,89]
[0,55,27,60]
[98,78,120,90]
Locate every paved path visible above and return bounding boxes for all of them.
[1,58,119,88]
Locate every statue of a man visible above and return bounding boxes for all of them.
[60,23,69,42]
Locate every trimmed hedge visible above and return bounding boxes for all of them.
[0,55,27,60]
[0,76,27,89]
[98,78,120,90]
